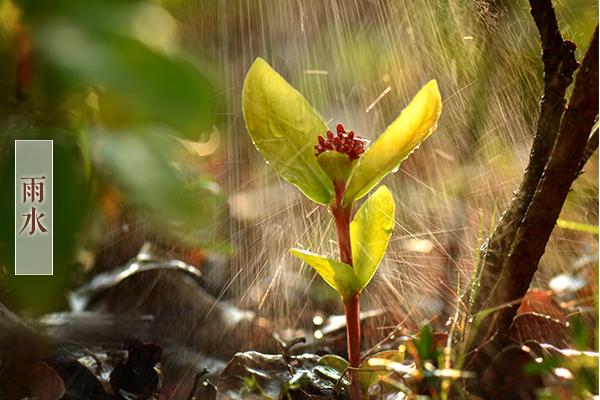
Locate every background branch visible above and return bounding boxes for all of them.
[465,0,599,386]
[472,0,578,319]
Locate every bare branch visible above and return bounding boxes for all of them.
[496,25,599,331]
[472,0,579,318]
[465,0,599,386]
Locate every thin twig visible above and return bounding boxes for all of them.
[186,368,209,400]
[273,333,306,376]
[578,127,599,173]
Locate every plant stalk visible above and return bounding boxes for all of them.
[332,181,361,399]
[332,203,352,265]
[344,293,362,398]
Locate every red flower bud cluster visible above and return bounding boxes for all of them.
[314,124,366,161]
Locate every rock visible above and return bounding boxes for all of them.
[74,254,272,358]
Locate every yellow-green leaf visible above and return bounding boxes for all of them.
[351,186,395,291]
[358,350,407,393]
[242,58,334,204]
[344,80,442,203]
[289,248,358,300]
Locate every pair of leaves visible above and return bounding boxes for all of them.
[290,186,395,301]
[242,58,442,205]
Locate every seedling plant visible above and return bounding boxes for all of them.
[242,58,442,398]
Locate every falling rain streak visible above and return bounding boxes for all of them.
[169,0,597,340]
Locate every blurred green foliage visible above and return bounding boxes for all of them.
[0,0,223,314]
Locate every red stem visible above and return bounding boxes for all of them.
[332,204,352,265]
[344,293,362,398]
[332,181,361,400]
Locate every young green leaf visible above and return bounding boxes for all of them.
[318,354,350,373]
[289,248,358,300]
[415,324,437,361]
[344,80,442,204]
[316,151,357,184]
[242,58,334,204]
[358,350,406,393]
[351,185,395,291]
[316,355,351,387]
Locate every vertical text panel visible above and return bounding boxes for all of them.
[15,140,53,275]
